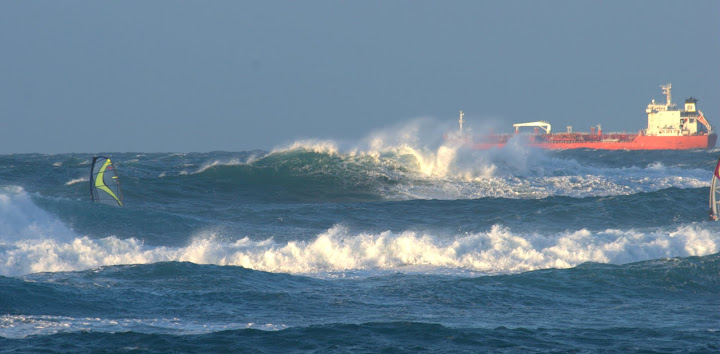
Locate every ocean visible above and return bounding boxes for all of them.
[1,138,719,352]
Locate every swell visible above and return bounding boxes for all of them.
[147,151,388,203]
[1,257,718,350]
[28,185,720,248]
[4,184,720,277]
[2,323,717,352]
[0,262,325,319]
[170,147,713,202]
[2,148,716,204]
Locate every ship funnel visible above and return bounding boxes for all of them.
[597,124,602,135]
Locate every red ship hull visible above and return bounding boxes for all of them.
[467,133,717,150]
[454,84,715,150]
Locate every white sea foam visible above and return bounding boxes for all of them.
[1,220,717,277]
[173,224,720,274]
[411,147,703,199]
[0,186,77,245]
[194,158,244,174]
[186,154,264,175]
[272,139,340,155]
[65,177,88,185]
[0,314,286,339]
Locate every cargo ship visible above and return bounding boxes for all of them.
[451,84,716,150]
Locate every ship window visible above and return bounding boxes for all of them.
[690,119,695,123]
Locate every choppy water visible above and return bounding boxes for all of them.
[1,137,719,352]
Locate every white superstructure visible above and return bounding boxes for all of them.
[644,83,711,136]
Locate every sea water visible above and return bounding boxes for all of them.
[0,136,718,352]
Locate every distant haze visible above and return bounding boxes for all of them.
[1,0,718,153]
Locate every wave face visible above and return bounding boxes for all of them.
[1,142,719,351]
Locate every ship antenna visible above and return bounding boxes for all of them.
[459,110,464,134]
[661,83,673,107]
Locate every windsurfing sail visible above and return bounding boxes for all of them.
[90,156,124,207]
[710,156,720,220]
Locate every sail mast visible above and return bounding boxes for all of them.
[710,156,720,220]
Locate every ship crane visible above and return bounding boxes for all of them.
[698,110,713,132]
[513,121,552,134]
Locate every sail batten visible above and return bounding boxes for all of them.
[90,156,124,207]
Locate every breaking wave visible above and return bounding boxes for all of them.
[172,139,711,201]
[2,202,718,276]
[93,121,714,202]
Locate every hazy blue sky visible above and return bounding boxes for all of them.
[1,1,718,153]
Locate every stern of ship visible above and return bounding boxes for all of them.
[708,133,718,149]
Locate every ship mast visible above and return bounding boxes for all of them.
[458,110,464,134]
[661,83,675,108]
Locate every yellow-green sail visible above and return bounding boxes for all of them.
[90,156,124,207]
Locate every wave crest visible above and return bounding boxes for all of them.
[248,128,712,200]
[2,223,717,277]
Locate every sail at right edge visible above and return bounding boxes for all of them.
[90,156,124,207]
[710,156,720,220]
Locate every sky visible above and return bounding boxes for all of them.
[1,0,718,153]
